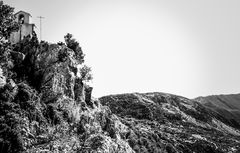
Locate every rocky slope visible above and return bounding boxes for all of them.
[99,93,240,153]
[195,94,240,130]
[0,39,135,152]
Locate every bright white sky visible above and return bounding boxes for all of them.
[5,0,240,98]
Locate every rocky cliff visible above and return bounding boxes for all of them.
[0,37,138,152]
[0,41,93,152]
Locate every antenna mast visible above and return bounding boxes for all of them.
[37,16,44,41]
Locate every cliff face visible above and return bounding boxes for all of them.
[1,42,240,153]
[36,44,88,103]
[0,42,134,153]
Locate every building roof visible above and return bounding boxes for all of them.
[15,11,32,17]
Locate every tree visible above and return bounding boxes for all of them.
[80,65,93,82]
[0,1,19,78]
[64,33,85,64]
[64,33,92,81]
[0,1,19,40]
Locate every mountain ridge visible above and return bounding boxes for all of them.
[195,93,240,129]
[99,92,240,152]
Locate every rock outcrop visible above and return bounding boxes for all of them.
[0,42,137,153]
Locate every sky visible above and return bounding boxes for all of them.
[4,0,240,98]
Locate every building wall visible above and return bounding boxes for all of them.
[9,11,34,44]
[10,24,34,44]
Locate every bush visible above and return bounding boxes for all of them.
[64,33,85,64]
[80,65,93,82]
[58,47,69,62]
[0,42,15,79]
[0,1,19,40]
[0,102,24,152]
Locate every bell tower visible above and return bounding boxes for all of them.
[10,11,35,44]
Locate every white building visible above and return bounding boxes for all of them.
[10,11,35,44]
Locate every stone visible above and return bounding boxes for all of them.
[0,67,6,88]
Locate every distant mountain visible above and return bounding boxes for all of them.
[195,94,240,129]
[100,92,240,153]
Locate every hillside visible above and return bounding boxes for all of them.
[195,94,240,129]
[99,92,240,153]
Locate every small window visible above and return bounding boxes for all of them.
[18,14,25,24]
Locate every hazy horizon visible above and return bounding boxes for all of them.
[5,0,240,98]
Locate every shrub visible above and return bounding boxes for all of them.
[58,47,69,62]
[64,33,84,64]
[0,1,19,40]
[80,65,93,82]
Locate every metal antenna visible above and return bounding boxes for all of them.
[37,16,44,41]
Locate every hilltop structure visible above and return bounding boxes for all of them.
[10,11,35,44]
